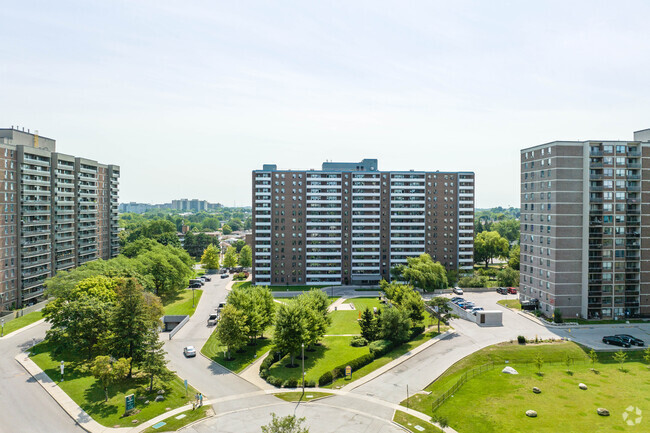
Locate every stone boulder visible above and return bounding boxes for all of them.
[526,410,538,418]
[154,395,165,402]
[502,366,519,375]
[532,387,541,394]
[579,383,588,390]
[597,408,610,416]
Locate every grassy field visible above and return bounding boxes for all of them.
[1,310,43,336]
[329,328,444,388]
[402,341,650,433]
[163,289,203,317]
[267,336,368,383]
[497,299,522,310]
[30,341,196,428]
[273,392,333,402]
[327,298,383,335]
[393,411,443,433]
[201,330,274,373]
[142,406,209,433]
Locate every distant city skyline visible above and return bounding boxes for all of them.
[3,1,650,208]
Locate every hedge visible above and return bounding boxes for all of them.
[369,339,394,357]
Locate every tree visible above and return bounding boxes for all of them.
[223,246,238,268]
[201,244,221,270]
[588,349,599,369]
[496,267,519,287]
[296,290,330,350]
[111,279,163,377]
[613,350,628,371]
[90,355,130,402]
[564,354,572,373]
[232,239,246,253]
[378,307,412,344]
[261,413,309,433]
[399,289,425,325]
[400,254,448,292]
[474,231,510,268]
[534,353,544,374]
[508,245,520,270]
[215,304,249,359]
[239,245,252,268]
[43,276,119,359]
[492,219,520,244]
[222,224,233,235]
[255,286,276,338]
[228,219,242,231]
[273,303,307,366]
[359,307,378,341]
[228,286,261,343]
[202,217,220,231]
[644,347,650,368]
[428,297,454,333]
[140,327,174,391]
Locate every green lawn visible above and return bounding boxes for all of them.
[402,341,650,433]
[393,411,443,433]
[329,329,445,388]
[274,392,333,402]
[497,299,522,310]
[142,406,209,433]
[327,298,382,335]
[267,336,368,383]
[233,281,332,292]
[1,311,43,336]
[163,289,203,317]
[30,341,197,428]
[201,330,274,373]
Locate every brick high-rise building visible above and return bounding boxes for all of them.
[520,129,650,320]
[0,127,119,310]
[251,159,474,286]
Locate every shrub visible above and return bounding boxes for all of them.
[517,335,526,344]
[431,415,449,428]
[283,378,299,388]
[458,275,489,288]
[350,336,368,347]
[369,339,394,357]
[553,310,563,323]
[233,272,248,281]
[260,368,269,378]
[306,380,316,388]
[318,371,333,386]
[410,326,425,339]
[332,365,345,379]
[266,376,282,387]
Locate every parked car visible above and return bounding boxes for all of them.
[450,297,464,303]
[220,273,229,279]
[496,287,508,295]
[183,346,197,357]
[453,287,464,295]
[615,334,645,346]
[203,276,212,282]
[602,335,631,348]
[508,287,518,294]
[471,307,484,315]
[521,298,539,311]
[190,279,204,286]
[217,302,226,311]
[207,314,219,326]
[189,282,202,289]
[199,277,207,283]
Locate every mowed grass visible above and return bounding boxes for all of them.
[201,330,274,373]
[497,299,522,310]
[327,298,382,335]
[142,406,210,433]
[233,281,331,292]
[393,411,443,433]
[163,289,203,317]
[402,341,650,433]
[431,362,650,433]
[1,310,43,336]
[267,336,368,383]
[30,341,196,428]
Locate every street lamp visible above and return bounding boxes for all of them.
[301,343,305,394]
[1,318,4,337]
[192,286,195,309]
[60,361,64,382]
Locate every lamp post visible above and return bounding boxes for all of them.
[301,343,305,394]
[1,318,4,337]
[192,286,195,308]
[60,361,64,382]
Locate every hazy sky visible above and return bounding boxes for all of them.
[2,0,650,208]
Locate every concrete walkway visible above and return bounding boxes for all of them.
[238,353,275,390]
[327,297,347,312]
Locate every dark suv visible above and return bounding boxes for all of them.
[615,334,645,346]
[496,287,508,295]
[602,335,631,348]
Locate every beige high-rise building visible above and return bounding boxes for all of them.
[0,127,119,310]
[520,129,650,319]
[252,159,474,286]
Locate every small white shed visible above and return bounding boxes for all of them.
[476,310,502,327]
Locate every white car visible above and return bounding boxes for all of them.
[453,287,464,295]
[183,346,197,357]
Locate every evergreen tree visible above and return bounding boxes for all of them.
[359,307,378,341]
[141,327,174,391]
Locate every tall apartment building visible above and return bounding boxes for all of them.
[0,128,119,310]
[251,159,474,286]
[520,129,650,320]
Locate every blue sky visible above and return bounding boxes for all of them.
[2,0,650,207]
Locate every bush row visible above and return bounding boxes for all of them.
[318,352,376,386]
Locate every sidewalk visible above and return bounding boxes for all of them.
[237,353,275,390]
[327,297,347,312]
[341,330,452,392]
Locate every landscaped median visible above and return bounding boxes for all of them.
[201,330,274,373]
[401,341,650,433]
[28,340,199,428]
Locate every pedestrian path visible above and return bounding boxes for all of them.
[238,353,275,390]
[327,297,347,312]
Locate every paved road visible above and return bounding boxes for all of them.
[0,322,85,433]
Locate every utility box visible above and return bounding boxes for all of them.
[476,310,502,327]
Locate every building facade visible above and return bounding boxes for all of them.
[251,159,474,286]
[520,129,650,319]
[0,128,119,310]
